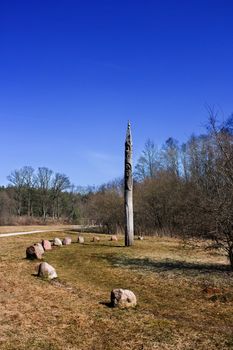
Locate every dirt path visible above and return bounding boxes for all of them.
[0,225,81,238]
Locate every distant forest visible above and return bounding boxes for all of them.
[1,113,233,266]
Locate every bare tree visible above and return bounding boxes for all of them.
[135,139,161,181]
[36,167,53,221]
[0,190,15,224]
[205,113,233,268]
[7,168,26,215]
[161,137,180,177]
[88,189,124,234]
[51,173,71,219]
[23,166,36,216]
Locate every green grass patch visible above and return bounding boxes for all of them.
[0,232,233,349]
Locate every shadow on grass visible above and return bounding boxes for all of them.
[104,256,232,275]
[89,243,124,248]
[75,242,125,248]
[99,301,114,308]
[31,273,38,277]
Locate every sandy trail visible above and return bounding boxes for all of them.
[0,226,81,238]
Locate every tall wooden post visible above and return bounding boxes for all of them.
[124,121,134,246]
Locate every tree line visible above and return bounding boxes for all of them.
[83,112,233,268]
[0,167,85,225]
[1,112,233,267]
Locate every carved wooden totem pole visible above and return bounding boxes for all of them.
[124,121,134,246]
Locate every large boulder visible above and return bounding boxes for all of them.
[53,238,63,246]
[92,236,100,242]
[77,236,84,244]
[111,289,137,308]
[26,245,43,260]
[37,262,57,280]
[42,240,52,251]
[34,243,44,255]
[62,237,72,245]
[110,235,118,241]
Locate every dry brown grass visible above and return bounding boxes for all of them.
[0,225,77,234]
[0,232,233,350]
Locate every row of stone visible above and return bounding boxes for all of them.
[26,234,121,260]
[26,235,137,308]
[26,236,72,260]
[36,261,136,308]
[27,234,144,260]
[36,261,137,308]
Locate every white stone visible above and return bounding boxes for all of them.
[26,245,42,260]
[77,236,84,243]
[110,235,118,241]
[62,237,72,245]
[111,289,137,308]
[53,237,62,246]
[38,262,57,280]
[34,242,45,255]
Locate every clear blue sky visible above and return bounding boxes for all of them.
[1,0,233,186]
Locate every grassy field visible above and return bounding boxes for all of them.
[0,225,78,234]
[0,231,233,350]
